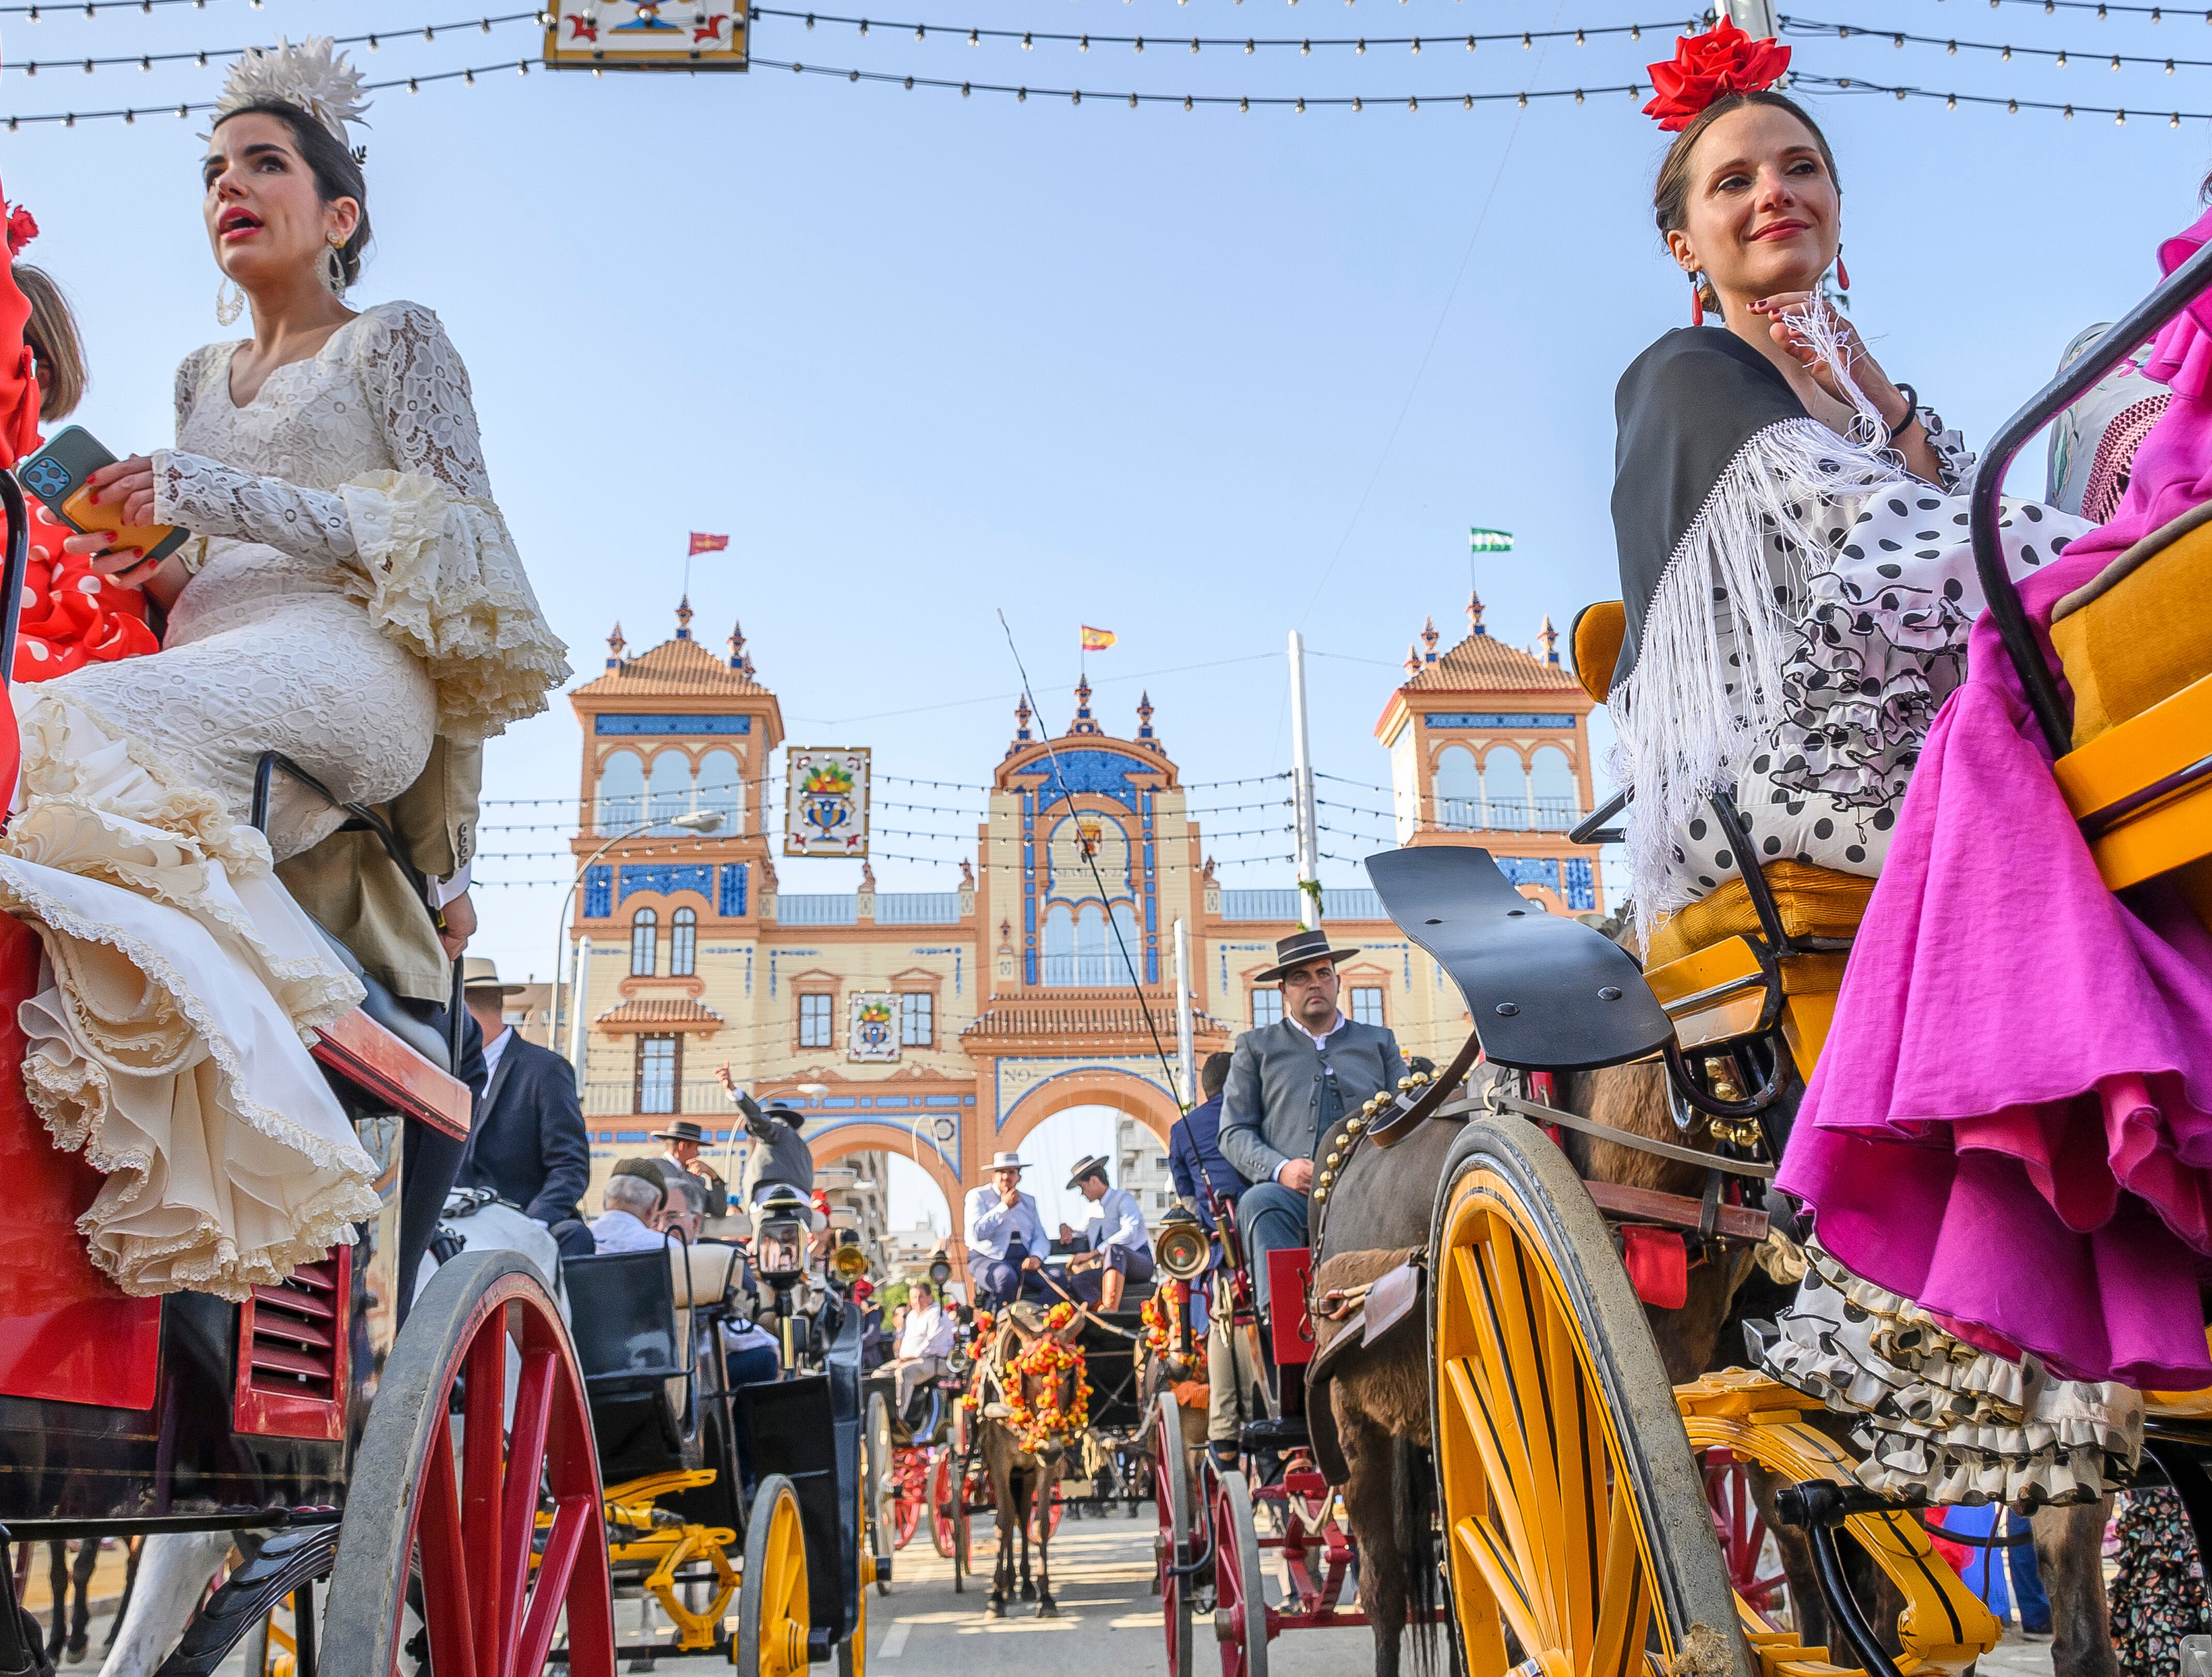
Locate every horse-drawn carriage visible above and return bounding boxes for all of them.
[0,469,875,1677]
[1156,234,2212,1677]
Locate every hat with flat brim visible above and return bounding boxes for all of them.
[1252,927,1361,985]
[461,955,527,997]
[980,1151,1025,1177]
[653,1120,709,1145]
[1066,1154,1111,1191]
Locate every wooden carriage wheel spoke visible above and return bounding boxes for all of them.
[1443,1353,1548,1634]
[417,1420,479,1677]
[1454,1509,1550,1655]
[514,1496,590,1677]
[496,1347,557,1676]
[461,1312,511,1677]
[1543,1305,1607,1654]
[1585,1480,1653,1677]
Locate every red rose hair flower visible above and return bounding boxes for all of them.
[1642,19,1792,132]
[5,205,38,257]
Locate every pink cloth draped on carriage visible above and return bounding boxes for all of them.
[1776,204,2212,1392]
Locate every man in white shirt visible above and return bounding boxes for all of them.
[963,1151,1050,1308]
[883,1280,958,1414]
[589,1168,667,1254]
[1059,1154,1154,1310]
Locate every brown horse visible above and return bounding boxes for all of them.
[972,1312,1085,1619]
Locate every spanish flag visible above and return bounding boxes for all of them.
[1080,626,1117,653]
[688,532,731,556]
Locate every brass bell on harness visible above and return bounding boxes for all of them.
[1312,1187,1327,1202]
[1326,1152,1342,1170]
[1346,1116,1366,1135]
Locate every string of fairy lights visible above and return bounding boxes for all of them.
[2,1,2210,127]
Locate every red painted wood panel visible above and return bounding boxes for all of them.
[311,1008,472,1140]
[0,916,162,1409]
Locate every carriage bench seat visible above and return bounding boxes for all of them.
[305,924,471,1140]
[1643,860,1873,969]
[2049,503,2212,748]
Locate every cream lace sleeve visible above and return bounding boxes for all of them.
[335,303,570,741]
[151,306,570,740]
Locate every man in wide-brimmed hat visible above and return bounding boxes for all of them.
[713,1065,815,1218]
[1218,926,1405,1323]
[453,958,594,1259]
[650,1117,729,1223]
[1058,1153,1153,1310]
[963,1151,1050,1308]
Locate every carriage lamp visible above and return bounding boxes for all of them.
[830,1238,870,1286]
[753,1184,812,1290]
[928,1251,953,1287]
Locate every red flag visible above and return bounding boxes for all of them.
[688,532,730,556]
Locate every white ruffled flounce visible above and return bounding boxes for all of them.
[336,470,571,743]
[0,692,376,1298]
[1761,1241,2142,1506]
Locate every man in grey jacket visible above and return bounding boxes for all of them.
[1217,927,1406,1323]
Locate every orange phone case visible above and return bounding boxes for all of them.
[60,485,180,560]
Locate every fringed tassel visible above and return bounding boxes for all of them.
[1780,300,1889,448]
[1608,417,1904,948]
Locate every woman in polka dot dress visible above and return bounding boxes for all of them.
[1610,74,2086,948]
[1612,29,2137,1506]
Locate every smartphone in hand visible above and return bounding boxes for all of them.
[19,427,187,567]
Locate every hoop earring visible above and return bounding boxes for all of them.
[1689,273,1705,327]
[322,236,349,299]
[216,275,245,327]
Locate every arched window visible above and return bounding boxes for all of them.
[1075,903,1109,985]
[1434,745,1479,831]
[630,907,659,976]
[1527,745,1578,830]
[670,907,697,977]
[647,750,692,833]
[1483,746,1529,830]
[1043,903,1076,986]
[696,748,744,833]
[595,749,644,835]
[1111,901,1142,986]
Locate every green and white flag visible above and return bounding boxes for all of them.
[1468,527,1514,553]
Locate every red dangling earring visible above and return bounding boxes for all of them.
[1690,274,1705,327]
[1836,247,1851,293]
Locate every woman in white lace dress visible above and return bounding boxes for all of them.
[1,42,567,1297]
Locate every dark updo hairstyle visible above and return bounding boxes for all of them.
[1652,88,1839,316]
[212,99,371,291]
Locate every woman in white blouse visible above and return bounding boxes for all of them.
[7,41,567,1298]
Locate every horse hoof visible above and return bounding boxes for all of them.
[1036,1603,1057,1620]
[988,1600,1005,1620]
[1021,1582,1036,1602]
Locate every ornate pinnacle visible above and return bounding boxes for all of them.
[1420,614,1440,659]
[675,595,694,640]
[605,621,626,672]
[1467,590,1487,636]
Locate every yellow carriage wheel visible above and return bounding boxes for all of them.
[1428,1118,1748,1677]
[737,1476,811,1677]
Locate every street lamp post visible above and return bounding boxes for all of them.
[550,806,724,1072]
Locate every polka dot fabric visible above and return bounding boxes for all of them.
[1654,471,2092,904]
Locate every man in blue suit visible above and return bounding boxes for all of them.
[453,959,594,1259]
[1169,1052,1243,1231]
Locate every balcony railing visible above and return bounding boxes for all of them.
[1217,888,1384,922]
[1433,797,1582,834]
[582,1080,733,1120]
[776,893,859,926]
[875,892,963,925]
[1039,953,1144,987]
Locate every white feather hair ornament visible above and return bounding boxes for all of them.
[213,37,371,143]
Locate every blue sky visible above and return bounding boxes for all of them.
[5,0,2206,994]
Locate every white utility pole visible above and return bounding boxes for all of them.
[1287,629,1321,930]
[565,934,593,1080]
[1722,0,1779,37]
[1173,917,1196,1108]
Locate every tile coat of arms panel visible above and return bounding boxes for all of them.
[847,992,900,1063]
[784,747,871,858]
[545,2,748,69]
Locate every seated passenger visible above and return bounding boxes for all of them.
[0,44,567,1298]
[884,1279,957,1416]
[1614,27,2087,952]
[1777,195,2212,1438]
[964,1152,1052,1308]
[1614,24,2137,1501]
[1169,1051,1244,1235]
[1059,1154,1153,1311]
[589,1164,668,1255]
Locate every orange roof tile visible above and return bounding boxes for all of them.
[596,997,725,1032]
[573,636,773,700]
[1401,631,1580,694]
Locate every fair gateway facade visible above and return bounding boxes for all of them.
[564,596,1604,1262]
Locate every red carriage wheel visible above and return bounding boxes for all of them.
[322,1250,615,1677]
[1210,1470,1269,1677]
[928,1452,959,1560]
[891,1451,925,1551]
[1701,1449,1788,1622]
[1153,1393,1194,1677]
